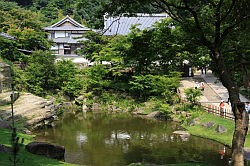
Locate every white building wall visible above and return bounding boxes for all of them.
[55,31,66,38]
[59,44,64,49]
[51,45,58,50]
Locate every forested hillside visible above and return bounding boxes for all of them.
[7,0,158,29]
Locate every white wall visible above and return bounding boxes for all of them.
[55,31,66,38]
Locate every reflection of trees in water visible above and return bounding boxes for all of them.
[36,113,230,166]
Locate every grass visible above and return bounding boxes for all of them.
[183,111,250,148]
[128,163,209,166]
[0,128,77,166]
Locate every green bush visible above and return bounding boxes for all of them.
[14,50,56,96]
[85,64,111,94]
[55,60,78,88]
[153,101,172,118]
[62,77,83,98]
[184,88,202,105]
[129,74,180,100]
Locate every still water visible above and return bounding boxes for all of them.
[35,112,230,166]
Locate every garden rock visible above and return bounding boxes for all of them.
[173,130,190,135]
[75,95,84,105]
[188,118,201,126]
[0,91,19,106]
[173,130,190,141]
[26,142,65,159]
[82,104,88,113]
[146,111,167,120]
[172,117,181,122]
[132,107,145,115]
[0,118,11,129]
[0,144,12,153]
[202,122,215,129]
[0,93,59,131]
[244,148,250,161]
[180,111,192,117]
[215,124,227,133]
[92,103,100,112]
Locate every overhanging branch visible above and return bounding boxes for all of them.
[220,0,237,22]
[220,15,250,43]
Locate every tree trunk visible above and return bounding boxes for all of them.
[242,69,250,88]
[212,50,249,166]
[231,102,249,166]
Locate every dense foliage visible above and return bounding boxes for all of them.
[102,0,250,165]
[0,1,249,165]
[6,0,158,29]
[0,0,50,62]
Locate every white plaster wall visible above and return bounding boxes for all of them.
[71,34,82,38]
[55,31,66,38]
[58,44,64,49]
[59,49,64,55]
[51,45,58,50]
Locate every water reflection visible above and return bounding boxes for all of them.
[76,132,87,144]
[35,112,230,166]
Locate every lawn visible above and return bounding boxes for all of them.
[183,112,250,147]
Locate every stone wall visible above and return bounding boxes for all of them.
[0,62,12,93]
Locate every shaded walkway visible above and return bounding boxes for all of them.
[179,70,249,108]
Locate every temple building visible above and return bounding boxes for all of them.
[44,16,92,66]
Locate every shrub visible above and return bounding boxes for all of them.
[129,74,180,100]
[184,88,202,105]
[85,64,111,94]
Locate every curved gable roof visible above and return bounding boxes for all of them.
[44,15,91,31]
[51,15,84,28]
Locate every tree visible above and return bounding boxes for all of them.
[0,0,50,58]
[81,21,186,75]
[55,60,84,98]
[184,88,202,105]
[105,0,250,165]
[0,36,21,61]
[24,51,56,96]
[8,0,33,7]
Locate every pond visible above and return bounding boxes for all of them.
[35,112,231,166]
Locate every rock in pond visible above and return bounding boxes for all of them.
[173,130,190,136]
[173,131,191,141]
[146,111,167,120]
[25,142,65,160]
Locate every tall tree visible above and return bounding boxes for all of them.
[105,0,250,165]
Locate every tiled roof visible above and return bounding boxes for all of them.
[44,15,91,31]
[103,13,168,35]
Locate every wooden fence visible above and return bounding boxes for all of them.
[177,91,235,121]
[200,103,234,120]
